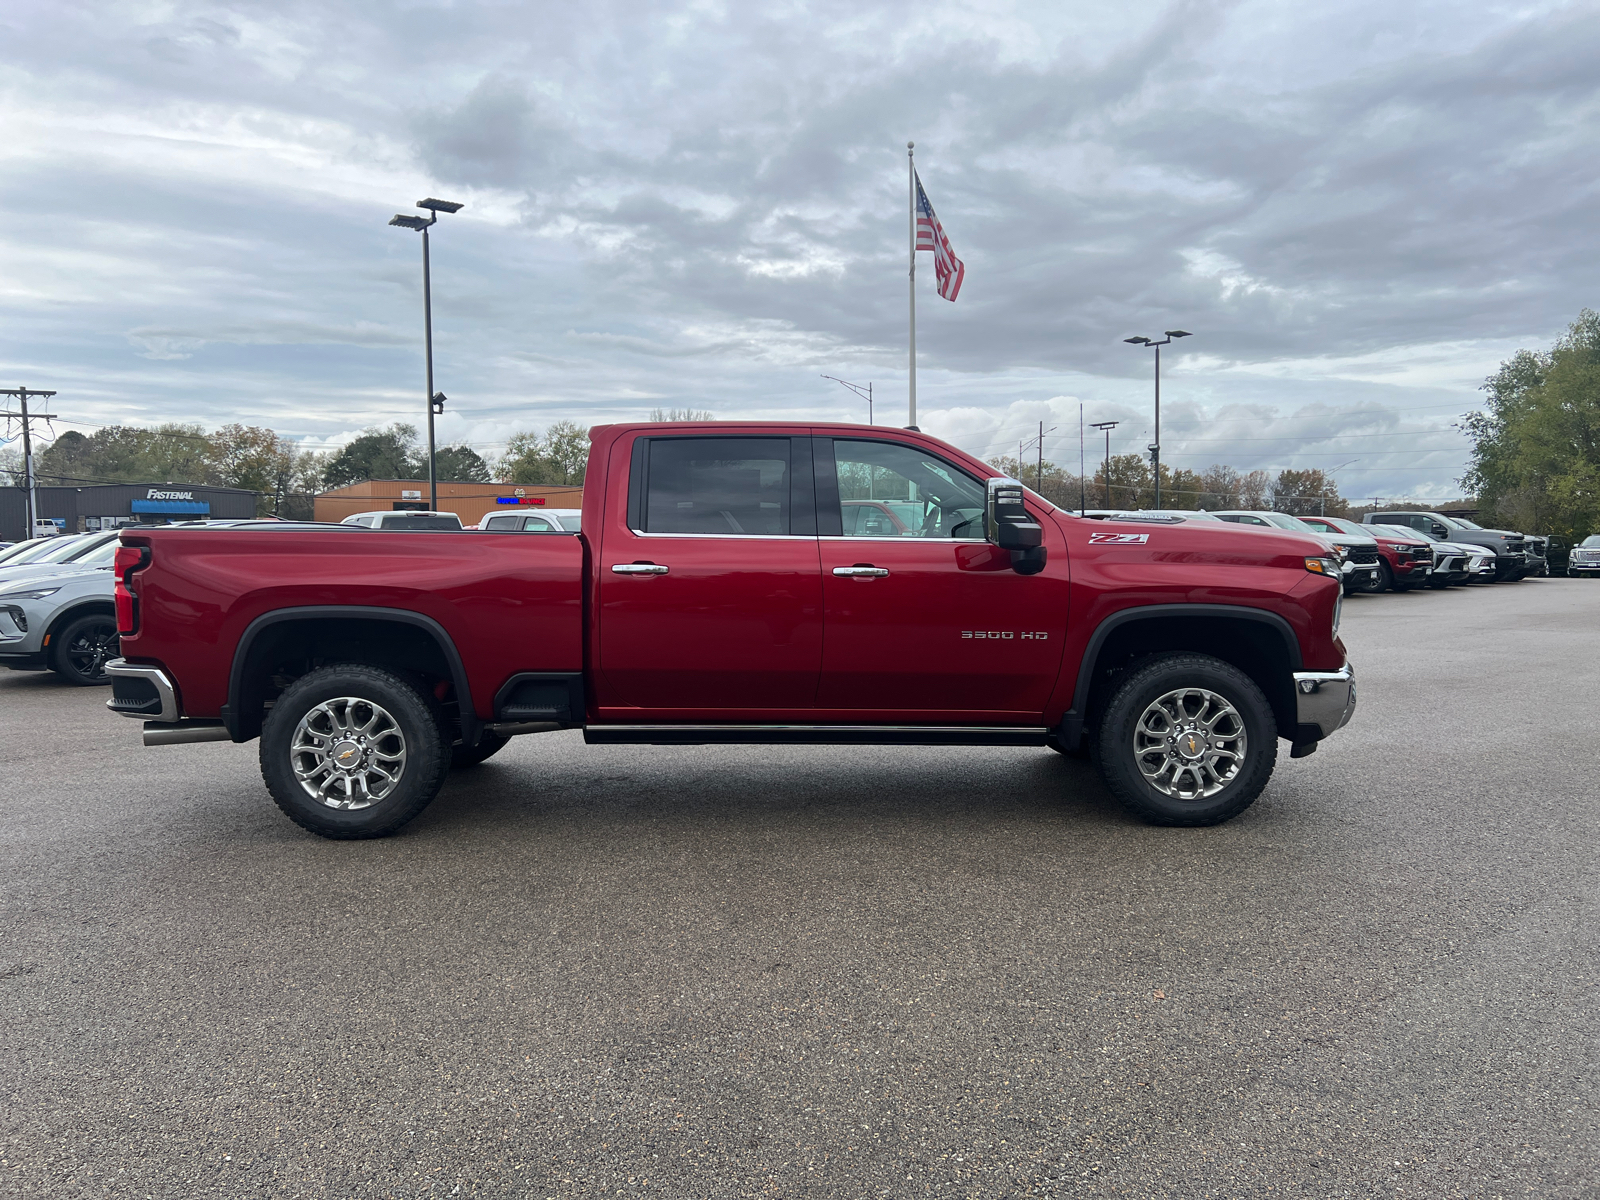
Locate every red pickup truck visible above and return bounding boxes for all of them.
[104,422,1355,837]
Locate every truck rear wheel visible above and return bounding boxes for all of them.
[260,664,450,839]
[1092,653,1277,826]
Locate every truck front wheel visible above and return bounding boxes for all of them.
[260,664,451,839]
[1092,654,1277,827]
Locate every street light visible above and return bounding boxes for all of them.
[821,375,873,424]
[1090,420,1120,509]
[1123,330,1191,509]
[390,197,464,512]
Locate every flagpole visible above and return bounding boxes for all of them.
[907,141,918,430]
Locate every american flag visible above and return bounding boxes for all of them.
[915,172,965,302]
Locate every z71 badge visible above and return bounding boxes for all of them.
[1088,531,1150,544]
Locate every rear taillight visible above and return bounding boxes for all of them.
[114,544,150,635]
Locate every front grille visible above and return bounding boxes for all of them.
[1346,545,1380,564]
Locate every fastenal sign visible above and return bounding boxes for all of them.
[145,488,195,501]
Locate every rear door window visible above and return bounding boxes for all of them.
[637,437,793,535]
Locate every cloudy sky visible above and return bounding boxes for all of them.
[3,0,1596,500]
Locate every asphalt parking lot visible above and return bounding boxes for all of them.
[1,579,1595,1199]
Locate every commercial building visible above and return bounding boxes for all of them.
[314,480,583,527]
[1,483,260,542]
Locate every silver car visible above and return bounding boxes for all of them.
[0,560,120,685]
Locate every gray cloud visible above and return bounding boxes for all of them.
[2,0,1595,500]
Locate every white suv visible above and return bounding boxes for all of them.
[340,511,463,530]
[476,508,581,532]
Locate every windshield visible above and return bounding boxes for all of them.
[378,515,462,531]
[71,539,122,567]
[1448,516,1481,529]
[0,539,63,565]
[12,534,116,566]
[1583,535,1600,548]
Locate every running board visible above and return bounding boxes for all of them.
[583,724,1050,747]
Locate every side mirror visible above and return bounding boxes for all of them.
[985,477,1048,575]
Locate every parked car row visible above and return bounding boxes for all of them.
[1082,508,1571,595]
[0,522,279,686]
[337,509,583,532]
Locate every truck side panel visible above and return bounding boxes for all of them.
[118,529,585,721]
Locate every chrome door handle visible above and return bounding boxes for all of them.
[612,563,669,575]
[832,566,889,578]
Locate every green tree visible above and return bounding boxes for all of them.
[1464,309,1600,538]
[988,455,1089,510]
[433,445,492,482]
[36,423,212,485]
[322,424,423,489]
[1271,468,1348,516]
[498,420,590,486]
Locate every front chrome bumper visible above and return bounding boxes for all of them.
[104,658,179,723]
[1293,662,1356,739]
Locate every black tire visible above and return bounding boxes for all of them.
[49,612,120,686]
[1091,653,1278,827]
[1374,561,1395,593]
[452,730,509,768]
[259,663,450,839]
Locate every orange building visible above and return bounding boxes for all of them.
[314,479,584,527]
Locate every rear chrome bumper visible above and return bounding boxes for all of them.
[1293,662,1356,739]
[104,658,179,723]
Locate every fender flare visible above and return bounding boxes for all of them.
[1062,603,1302,741]
[227,605,479,744]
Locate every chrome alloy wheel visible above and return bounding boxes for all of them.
[1132,687,1248,801]
[289,697,408,810]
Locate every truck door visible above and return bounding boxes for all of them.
[813,437,1069,718]
[597,434,823,713]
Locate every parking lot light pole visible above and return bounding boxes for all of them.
[822,375,873,424]
[1090,420,1120,509]
[390,198,463,512]
[1123,331,1190,509]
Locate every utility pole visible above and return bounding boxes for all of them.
[1090,420,1120,509]
[1,386,58,538]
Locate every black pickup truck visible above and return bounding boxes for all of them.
[1362,512,1529,582]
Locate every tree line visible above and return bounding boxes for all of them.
[0,409,725,518]
[992,455,1352,516]
[0,419,602,519]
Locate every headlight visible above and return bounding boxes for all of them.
[0,587,59,601]
[1304,557,1339,576]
